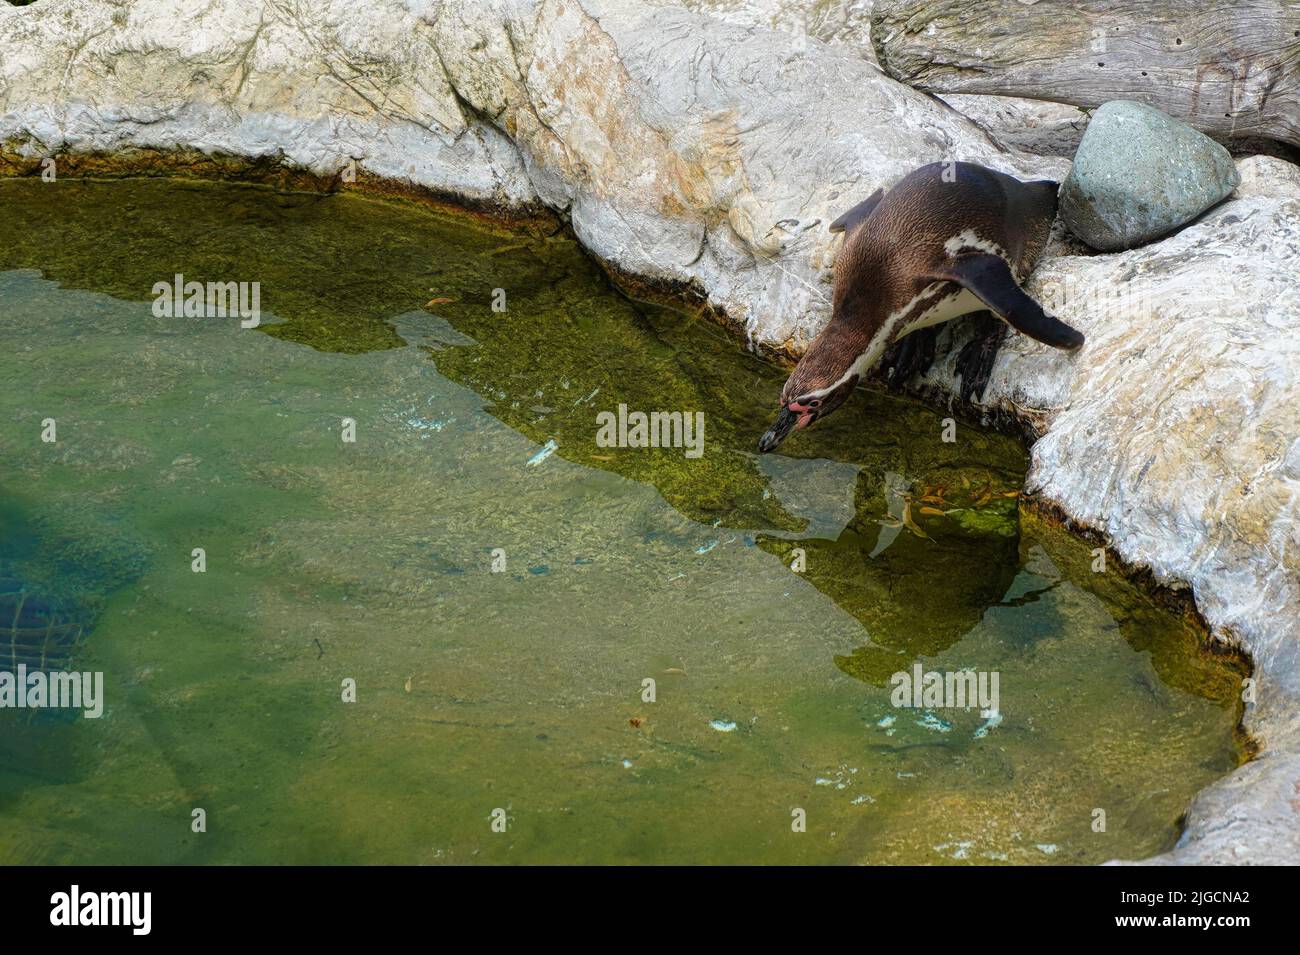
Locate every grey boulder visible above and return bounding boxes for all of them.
[1060,100,1240,251]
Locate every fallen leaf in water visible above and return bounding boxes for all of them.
[975,491,993,506]
[425,297,456,306]
[664,667,686,675]
[1002,491,1020,498]
[918,495,945,504]
[629,716,646,728]
[590,454,613,461]
[902,503,931,540]
[404,676,413,693]
[919,506,945,516]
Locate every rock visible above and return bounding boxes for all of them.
[871,0,1300,150]
[680,0,875,49]
[1,0,1298,865]
[1059,101,1240,251]
[1235,155,1300,200]
[683,0,1092,159]
[938,93,1089,159]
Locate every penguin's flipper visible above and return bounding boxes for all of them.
[829,189,884,236]
[935,254,1084,351]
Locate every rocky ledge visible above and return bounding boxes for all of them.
[2,0,1298,863]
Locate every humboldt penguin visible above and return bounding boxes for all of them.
[757,161,1082,453]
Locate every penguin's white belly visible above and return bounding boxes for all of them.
[900,287,985,337]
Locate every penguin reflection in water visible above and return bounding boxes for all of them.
[758,161,1084,454]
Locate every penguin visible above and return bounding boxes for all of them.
[757,161,1082,454]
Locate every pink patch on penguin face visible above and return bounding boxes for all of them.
[786,397,823,427]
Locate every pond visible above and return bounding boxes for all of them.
[0,176,1246,864]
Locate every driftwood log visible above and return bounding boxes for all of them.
[871,0,1300,149]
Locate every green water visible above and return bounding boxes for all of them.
[0,177,1245,865]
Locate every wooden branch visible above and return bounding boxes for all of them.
[871,0,1300,148]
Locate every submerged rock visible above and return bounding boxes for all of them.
[1059,101,1240,251]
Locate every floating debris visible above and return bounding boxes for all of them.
[526,439,558,467]
[935,840,974,860]
[901,502,931,540]
[404,413,448,435]
[695,540,719,555]
[709,719,737,733]
[917,712,953,733]
[814,766,857,790]
[629,716,646,728]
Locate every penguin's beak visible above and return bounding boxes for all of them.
[758,408,801,453]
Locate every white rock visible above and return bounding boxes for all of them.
[937,93,1090,158]
[682,0,1091,158]
[680,0,875,48]
[1235,155,1300,200]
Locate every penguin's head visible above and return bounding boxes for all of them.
[758,298,877,453]
[757,358,861,453]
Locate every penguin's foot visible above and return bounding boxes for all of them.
[878,326,939,393]
[954,311,1005,404]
